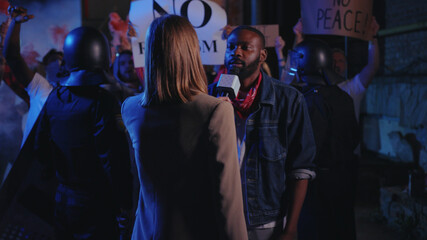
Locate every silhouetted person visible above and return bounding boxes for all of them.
[3,6,132,240]
[292,38,360,240]
[105,50,143,103]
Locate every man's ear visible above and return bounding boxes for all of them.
[260,49,267,63]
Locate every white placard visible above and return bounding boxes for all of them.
[129,0,227,67]
[301,0,373,40]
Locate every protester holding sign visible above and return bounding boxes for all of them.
[335,17,380,121]
[292,15,380,121]
[286,9,381,240]
[298,0,381,123]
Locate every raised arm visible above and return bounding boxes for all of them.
[358,17,380,88]
[275,36,286,79]
[281,19,305,84]
[293,18,304,47]
[3,6,35,87]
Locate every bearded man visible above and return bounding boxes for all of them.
[209,26,316,240]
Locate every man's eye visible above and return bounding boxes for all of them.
[242,45,251,50]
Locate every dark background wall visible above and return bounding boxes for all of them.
[362,0,427,167]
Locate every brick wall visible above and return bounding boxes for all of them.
[362,0,427,168]
[382,0,427,75]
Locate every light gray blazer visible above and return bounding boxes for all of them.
[122,93,247,240]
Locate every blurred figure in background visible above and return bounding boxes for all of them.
[275,18,304,84]
[41,48,64,87]
[105,50,143,103]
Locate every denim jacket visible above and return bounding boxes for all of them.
[209,72,316,227]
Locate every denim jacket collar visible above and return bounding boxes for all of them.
[258,71,275,106]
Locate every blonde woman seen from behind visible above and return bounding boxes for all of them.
[121,15,248,240]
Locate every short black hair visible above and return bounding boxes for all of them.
[42,49,63,66]
[229,25,265,49]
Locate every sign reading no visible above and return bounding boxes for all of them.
[129,0,227,67]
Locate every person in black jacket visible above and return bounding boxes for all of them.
[3,7,132,240]
[292,38,360,240]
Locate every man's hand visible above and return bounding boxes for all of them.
[293,18,303,37]
[2,6,36,88]
[275,36,286,70]
[8,6,34,24]
[292,18,304,46]
[369,16,380,39]
[221,25,233,40]
[278,230,297,240]
[127,21,137,37]
[275,36,286,58]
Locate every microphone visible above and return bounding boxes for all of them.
[216,68,241,99]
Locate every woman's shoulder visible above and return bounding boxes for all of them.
[192,93,223,106]
[190,93,233,116]
[121,94,143,113]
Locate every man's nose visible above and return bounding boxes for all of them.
[231,46,242,56]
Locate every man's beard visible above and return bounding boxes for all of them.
[238,55,261,80]
[225,54,261,80]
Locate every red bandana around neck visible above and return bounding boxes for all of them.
[232,72,262,119]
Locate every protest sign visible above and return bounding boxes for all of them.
[225,24,279,48]
[301,0,373,40]
[129,0,227,67]
[251,25,279,48]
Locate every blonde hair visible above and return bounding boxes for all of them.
[142,15,207,105]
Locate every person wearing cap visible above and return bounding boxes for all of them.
[3,7,132,239]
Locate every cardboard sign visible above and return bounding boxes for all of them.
[225,25,279,48]
[301,0,373,40]
[250,25,279,48]
[129,0,227,67]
